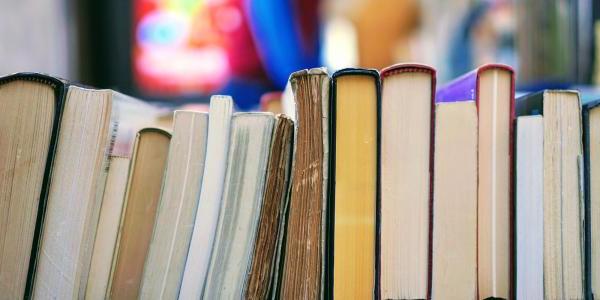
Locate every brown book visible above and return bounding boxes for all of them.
[278,68,329,299]
[108,128,171,299]
[245,115,294,299]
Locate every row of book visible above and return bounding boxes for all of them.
[0,63,596,299]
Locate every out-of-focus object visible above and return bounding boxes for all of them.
[0,0,74,78]
[133,0,263,95]
[246,0,321,88]
[323,16,359,70]
[516,0,594,86]
[259,91,282,113]
[340,0,420,69]
[412,0,472,80]
[447,1,516,78]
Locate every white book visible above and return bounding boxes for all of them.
[140,111,209,299]
[179,96,233,299]
[515,115,544,300]
[203,113,275,299]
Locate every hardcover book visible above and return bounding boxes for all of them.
[379,63,436,300]
[436,64,515,300]
[328,68,379,299]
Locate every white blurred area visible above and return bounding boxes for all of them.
[0,0,75,78]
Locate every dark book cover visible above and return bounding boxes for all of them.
[582,99,600,300]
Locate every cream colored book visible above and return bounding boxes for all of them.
[437,65,514,299]
[139,111,209,299]
[380,64,434,300]
[179,96,233,298]
[515,115,543,300]
[431,101,478,300]
[203,113,275,299]
[516,90,584,299]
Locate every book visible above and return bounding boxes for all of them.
[516,0,594,85]
[329,68,379,299]
[244,115,294,299]
[139,111,209,299]
[430,100,478,299]
[517,90,584,299]
[31,82,162,298]
[436,64,514,299]
[379,63,435,300]
[179,96,233,298]
[582,99,599,300]
[86,105,167,300]
[203,113,275,298]
[108,128,171,299]
[0,74,64,298]
[278,68,329,299]
[515,116,544,299]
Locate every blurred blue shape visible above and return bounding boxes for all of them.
[245,0,321,89]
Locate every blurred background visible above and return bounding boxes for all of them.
[1,0,600,110]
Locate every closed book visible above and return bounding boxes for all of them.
[0,73,66,298]
[436,64,515,300]
[139,111,209,299]
[517,90,585,299]
[379,63,436,300]
[431,99,478,300]
[108,128,171,299]
[278,68,329,299]
[582,99,599,300]
[328,68,379,299]
[0,73,165,299]
[202,113,275,299]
